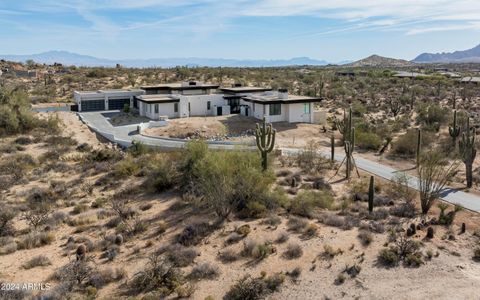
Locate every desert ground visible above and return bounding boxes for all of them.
[0,108,479,300]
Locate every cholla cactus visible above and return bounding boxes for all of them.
[459,118,477,188]
[255,116,276,171]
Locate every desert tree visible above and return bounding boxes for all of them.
[417,152,459,214]
[459,118,477,188]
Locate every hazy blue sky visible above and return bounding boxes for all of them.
[1,0,479,61]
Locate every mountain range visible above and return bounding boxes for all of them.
[2,44,480,67]
[0,51,335,68]
[413,44,480,63]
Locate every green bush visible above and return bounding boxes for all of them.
[289,190,333,217]
[182,141,276,219]
[113,156,140,178]
[391,129,434,158]
[355,129,382,151]
[378,248,400,266]
[145,154,179,192]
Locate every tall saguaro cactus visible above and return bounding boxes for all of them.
[368,176,375,213]
[335,107,352,144]
[416,128,422,167]
[449,110,461,148]
[255,116,276,171]
[459,118,477,188]
[330,133,335,162]
[344,127,356,179]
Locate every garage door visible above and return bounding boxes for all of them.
[81,100,105,112]
[108,98,130,110]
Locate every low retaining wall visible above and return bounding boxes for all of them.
[137,120,168,134]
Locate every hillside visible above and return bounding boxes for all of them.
[347,55,413,67]
[413,44,480,63]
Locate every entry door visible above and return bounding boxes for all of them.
[217,107,222,116]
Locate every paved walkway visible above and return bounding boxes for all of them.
[78,111,480,213]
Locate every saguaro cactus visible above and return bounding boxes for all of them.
[330,133,335,162]
[459,118,477,188]
[255,116,276,171]
[344,127,356,179]
[335,108,352,144]
[416,128,422,167]
[368,176,375,213]
[448,110,460,148]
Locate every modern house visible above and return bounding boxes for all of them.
[74,81,322,123]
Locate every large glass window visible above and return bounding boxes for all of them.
[303,103,310,114]
[269,104,281,116]
[174,103,178,113]
[155,104,159,113]
[207,101,211,110]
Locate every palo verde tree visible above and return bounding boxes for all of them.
[459,118,477,188]
[418,152,459,214]
[255,116,276,171]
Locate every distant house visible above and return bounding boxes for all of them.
[335,71,356,77]
[74,82,322,123]
[392,71,428,79]
[460,77,480,84]
[438,71,461,78]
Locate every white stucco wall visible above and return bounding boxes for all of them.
[141,102,179,120]
[288,103,312,123]
[179,94,225,117]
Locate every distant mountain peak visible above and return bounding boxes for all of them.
[413,43,480,63]
[347,55,413,67]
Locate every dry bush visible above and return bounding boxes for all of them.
[188,262,220,280]
[283,243,303,259]
[287,216,308,232]
[225,274,284,300]
[322,245,343,259]
[357,230,373,246]
[17,231,55,250]
[225,232,244,245]
[129,253,184,295]
[88,267,127,288]
[0,206,16,236]
[159,244,198,267]
[23,255,51,269]
[218,248,239,263]
[289,190,333,217]
[275,231,289,244]
[177,222,212,246]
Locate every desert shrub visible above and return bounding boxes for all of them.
[287,216,308,232]
[385,172,416,202]
[224,274,284,300]
[295,142,332,174]
[86,68,109,78]
[357,230,373,246]
[160,244,198,267]
[113,156,140,178]
[45,135,77,148]
[283,243,303,259]
[76,143,92,152]
[473,247,480,261]
[52,260,94,290]
[189,262,220,280]
[177,222,212,246]
[378,248,400,266]
[218,248,239,263]
[390,200,416,218]
[0,240,17,255]
[0,206,16,236]
[262,215,282,226]
[87,148,122,162]
[144,153,179,192]
[129,253,184,295]
[303,223,318,238]
[22,194,52,229]
[226,232,244,245]
[88,267,127,288]
[129,141,150,157]
[289,190,333,217]
[391,129,434,158]
[275,231,289,244]
[415,103,448,130]
[0,153,36,183]
[23,255,51,269]
[322,244,343,259]
[355,129,382,151]
[17,231,54,249]
[14,136,32,145]
[71,204,88,215]
[0,87,58,137]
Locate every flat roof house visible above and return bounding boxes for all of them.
[74,82,322,123]
[241,89,321,123]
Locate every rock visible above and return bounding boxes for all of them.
[236,224,251,236]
